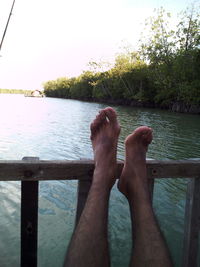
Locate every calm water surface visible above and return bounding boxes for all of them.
[0,94,200,267]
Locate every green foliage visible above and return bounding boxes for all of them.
[43,3,200,112]
[43,78,71,98]
[177,80,200,105]
[69,71,94,99]
[176,4,200,52]
[139,7,176,66]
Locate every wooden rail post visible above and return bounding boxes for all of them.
[75,179,92,226]
[182,177,200,267]
[21,157,39,267]
[75,159,93,226]
[148,179,155,203]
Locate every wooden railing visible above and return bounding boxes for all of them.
[0,158,200,267]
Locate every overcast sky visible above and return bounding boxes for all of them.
[0,0,193,90]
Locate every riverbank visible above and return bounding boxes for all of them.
[45,95,200,115]
[43,6,200,115]
[92,98,200,114]
[43,49,200,115]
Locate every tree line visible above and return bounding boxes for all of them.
[43,5,200,113]
[0,89,30,94]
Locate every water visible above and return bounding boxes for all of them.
[0,94,199,267]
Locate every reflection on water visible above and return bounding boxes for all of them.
[0,95,200,266]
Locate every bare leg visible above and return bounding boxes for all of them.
[64,107,120,267]
[118,126,173,267]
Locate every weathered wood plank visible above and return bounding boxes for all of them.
[0,160,199,181]
[21,157,39,267]
[182,177,200,267]
[75,179,92,226]
[148,179,155,203]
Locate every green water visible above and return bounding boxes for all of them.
[0,95,199,267]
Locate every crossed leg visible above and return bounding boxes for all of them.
[64,107,120,267]
[118,126,173,267]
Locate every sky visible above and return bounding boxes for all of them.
[0,0,194,90]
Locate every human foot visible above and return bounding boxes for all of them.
[90,107,120,188]
[118,126,153,199]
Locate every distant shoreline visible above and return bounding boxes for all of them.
[0,89,30,94]
[1,91,199,114]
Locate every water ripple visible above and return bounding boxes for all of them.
[0,96,200,267]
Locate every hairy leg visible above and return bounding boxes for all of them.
[118,126,173,267]
[64,107,120,267]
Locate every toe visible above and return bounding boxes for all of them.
[125,126,152,145]
[95,110,106,124]
[142,129,153,144]
[134,126,152,137]
[90,110,107,139]
[90,122,96,139]
[98,110,107,123]
[104,107,117,124]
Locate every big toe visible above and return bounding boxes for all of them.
[126,126,153,145]
[90,110,106,138]
[104,107,118,124]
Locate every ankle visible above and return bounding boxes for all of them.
[118,170,150,200]
[91,180,113,194]
[92,166,116,190]
[127,181,151,204]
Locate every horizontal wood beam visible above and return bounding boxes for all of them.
[0,160,199,181]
